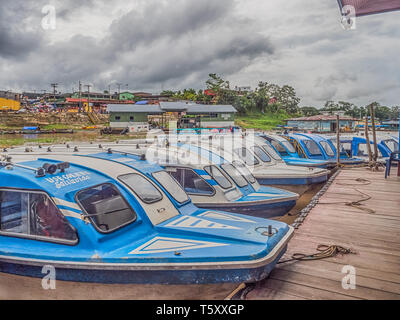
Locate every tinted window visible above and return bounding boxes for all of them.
[281,140,296,153]
[271,140,289,156]
[221,163,248,188]
[251,146,271,162]
[234,148,259,165]
[0,190,77,243]
[304,140,323,156]
[385,140,399,152]
[152,171,189,204]
[169,168,214,196]
[262,143,282,160]
[320,141,335,156]
[232,161,256,184]
[204,165,233,189]
[77,184,136,233]
[119,174,163,204]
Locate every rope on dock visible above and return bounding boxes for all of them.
[277,244,357,265]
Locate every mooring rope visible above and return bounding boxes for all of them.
[277,244,357,265]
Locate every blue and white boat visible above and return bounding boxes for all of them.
[284,133,364,167]
[188,135,330,194]
[379,136,399,158]
[0,152,293,299]
[118,143,300,219]
[257,133,329,168]
[350,137,389,163]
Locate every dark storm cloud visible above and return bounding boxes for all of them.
[0,0,275,93]
[0,1,45,58]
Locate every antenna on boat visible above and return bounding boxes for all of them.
[106,148,147,161]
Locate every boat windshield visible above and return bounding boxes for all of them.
[251,146,271,163]
[232,161,257,184]
[152,171,189,204]
[384,139,399,152]
[119,174,163,204]
[168,167,215,196]
[220,163,248,188]
[281,140,296,153]
[270,140,289,156]
[204,165,233,189]
[262,143,282,160]
[234,147,260,166]
[303,140,323,156]
[76,184,136,233]
[320,141,335,157]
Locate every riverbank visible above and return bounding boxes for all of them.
[235,112,290,131]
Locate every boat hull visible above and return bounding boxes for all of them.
[0,245,286,286]
[256,174,328,186]
[196,200,297,219]
[0,272,239,300]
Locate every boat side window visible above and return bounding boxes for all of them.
[303,140,323,156]
[320,141,335,156]
[357,143,368,156]
[76,184,136,233]
[168,168,215,196]
[385,140,399,152]
[271,140,289,156]
[232,161,256,184]
[0,190,78,244]
[119,174,163,204]
[281,140,296,154]
[204,165,232,189]
[221,163,248,188]
[234,148,259,166]
[262,144,282,160]
[251,146,271,163]
[152,171,190,204]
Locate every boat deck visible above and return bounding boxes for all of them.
[246,167,400,300]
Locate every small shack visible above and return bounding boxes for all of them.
[107,102,237,132]
[286,115,357,133]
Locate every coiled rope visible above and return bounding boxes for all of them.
[278,244,357,264]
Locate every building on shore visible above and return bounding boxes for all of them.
[286,114,358,133]
[0,91,21,111]
[107,101,237,132]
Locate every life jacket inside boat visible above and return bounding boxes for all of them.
[0,153,293,284]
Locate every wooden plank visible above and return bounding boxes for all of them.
[270,269,400,300]
[250,167,400,300]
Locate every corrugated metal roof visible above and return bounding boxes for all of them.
[107,104,162,113]
[338,0,400,17]
[159,101,190,111]
[108,102,237,114]
[186,104,237,114]
[287,115,357,121]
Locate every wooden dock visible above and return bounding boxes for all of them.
[247,168,400,300]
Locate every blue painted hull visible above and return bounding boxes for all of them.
[0,247,287,284]
[257,174,327,186]
[196,200,296,219]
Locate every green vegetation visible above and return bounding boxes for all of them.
[235,111,292,131]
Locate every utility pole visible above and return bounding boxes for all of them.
[85,84,92,114]
[51,83,58,100]
[116,83,122,100]
[78,81,82,113]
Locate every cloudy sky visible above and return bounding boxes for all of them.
[1,0,399,107]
